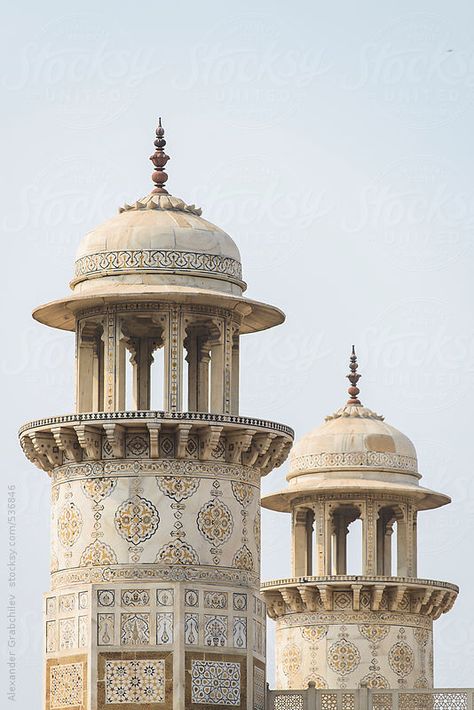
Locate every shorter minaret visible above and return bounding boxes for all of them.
[262,349,457,690]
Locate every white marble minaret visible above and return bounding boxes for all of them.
[20,120,293,710]
[262,349,457,690]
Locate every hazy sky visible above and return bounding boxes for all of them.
[1,0,474,703]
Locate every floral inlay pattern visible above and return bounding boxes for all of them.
[231,481,254,507]
[156,475,200,502]
[191,660,240,706]
[327,638,361,676]
[156,539,199,565]
[114,496,160,545]
[233,544,254,571]
[197,499,233,545]
[81,477,117,503]
[80,540,118,566]
[57,502,82,548]
[388,641,415,678]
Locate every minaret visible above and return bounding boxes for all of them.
[19,120,293,710]
[262,349,457,690]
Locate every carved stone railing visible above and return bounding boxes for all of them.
[19,410,293,475]
[261,576,458,620]
[266,687,474,710]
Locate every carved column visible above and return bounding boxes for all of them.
[231,330,240,415]
[292,509,309,577]
[363,498,377,575]
[163,306,184,412]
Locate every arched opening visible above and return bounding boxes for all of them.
[346,517,363,575]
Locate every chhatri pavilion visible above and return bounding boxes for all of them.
[19,120,464,709]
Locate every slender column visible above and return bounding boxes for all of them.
[164,306,184,412]
[115,323,126,411]
[335,515,348,575]
[223,317,233,415]
[197,341,210,412]
[131,339,154,410]
[231,332,240,415]
[397,511,408,577]
[383,523,394,575]
[412,509,418,577]
[76,337,95,412]
[305,509,314,576]
[103,309,116,411]
[292,509,309,577]
[314,502,326,576]
[363,499,377,575]
[210,320,225,413]
[92,336,104,411]
[325,509,333,575]
[186,332,198,411]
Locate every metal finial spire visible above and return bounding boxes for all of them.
[346,345,362,405]
[150,117,170,194]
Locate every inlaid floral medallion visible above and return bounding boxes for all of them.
[81,477,117,503]
[156,539,200,565]
[327,638,361,676]
[388,641,414,677]
[231,481,254,507]
[57,502,83,548]
[301,626,327,641]
[233,544,254,571]
[80,540,118,566]
[156,475,200,502]
[197,499,233,545]
[282,643,302,676]
[114,496,160,545]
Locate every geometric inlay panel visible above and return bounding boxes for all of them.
[50,662,84,709]
[191,660,240,705]
[105,659,165,704]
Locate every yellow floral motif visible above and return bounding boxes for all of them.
[114,497,160,546]
[388,642,414,678]
[156,540,200,565]
[231,481,254,507]
[197,499,233,545]
[359,625,390,644]
[360,672,389,689]
[156,476,200,502]
[233,545,254,571]
[80,540,118,566]
[327,638,361,676]
[282,644,301,677]
[301,626,327,642]
[81,477,117,503]
[57,502,83,548]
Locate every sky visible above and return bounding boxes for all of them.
[1,0,474,703]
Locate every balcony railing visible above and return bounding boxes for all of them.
[266,687,474,710]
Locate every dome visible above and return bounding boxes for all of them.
[71,192,245,296]
[262,349,450,512]
[289,401,418,479]
[32,120,285,335]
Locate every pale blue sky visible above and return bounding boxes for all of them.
[1,0,474,702]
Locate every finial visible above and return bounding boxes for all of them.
[346,345,361,405]
[150,117,170,194]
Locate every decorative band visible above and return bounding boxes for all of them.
[73,249,243,282]
[291,450,418,473]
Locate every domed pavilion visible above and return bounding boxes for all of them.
[261,348,457,690]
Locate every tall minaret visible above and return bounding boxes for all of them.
[19,120,293,710]
[262,349,457,690]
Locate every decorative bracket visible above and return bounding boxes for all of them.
[74,425,101,460]
[51,426,82,462]
[102,423,125,458]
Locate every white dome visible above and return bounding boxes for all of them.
[71,192,244,296]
